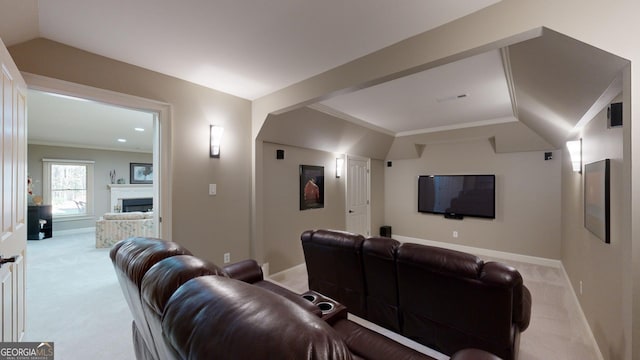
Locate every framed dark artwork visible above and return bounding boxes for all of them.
[584,159,610,243]
[130,163,153,184]
[300,165,324,210]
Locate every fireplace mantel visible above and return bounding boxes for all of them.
[107,184,153,212]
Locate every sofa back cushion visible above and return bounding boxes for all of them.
[362,237,401,332]
[163,276,354,360]
[396,243,523,359]
[103,212,149,220]
[109,237,192,359]
[301,229,367,318]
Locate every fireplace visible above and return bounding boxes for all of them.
[122,197,153,212]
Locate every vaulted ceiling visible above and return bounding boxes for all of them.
[0,1,631,156]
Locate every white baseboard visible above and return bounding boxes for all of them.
[261,262,270,277]
[53,227,95,236]
[393,235,562,268]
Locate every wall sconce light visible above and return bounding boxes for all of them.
[566,139,582,174]
[336,157,344,178]
[210,125,224,158]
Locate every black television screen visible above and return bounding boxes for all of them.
[418,174,495,219]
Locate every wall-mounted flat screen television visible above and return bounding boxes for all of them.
[418,174,495,219]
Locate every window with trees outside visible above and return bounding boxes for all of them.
[43,159,94,219]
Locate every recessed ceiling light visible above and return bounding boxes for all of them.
[117,138,127,143]
[134,127,145,132]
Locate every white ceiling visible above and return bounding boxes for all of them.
[34,0,500,101]
[319,49,515,135]
[3,0,509,149]
[28,90,155,153]
[3,1,626,152]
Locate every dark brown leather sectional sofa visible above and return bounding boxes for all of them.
[111,236,497,360]
[301,229,532,360]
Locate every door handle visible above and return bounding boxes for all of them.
[0,256,17,268]
[348,210,354,213]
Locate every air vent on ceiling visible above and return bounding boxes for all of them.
[436,93,469,103]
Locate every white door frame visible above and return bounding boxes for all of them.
[345,154,371,236]
[21,73,173,239]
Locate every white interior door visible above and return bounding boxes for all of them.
[346,155,370,236]
[0,37,28,341]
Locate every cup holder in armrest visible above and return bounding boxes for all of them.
[299,291,346,324]
[302,294,317,303]
[317,301,334,314]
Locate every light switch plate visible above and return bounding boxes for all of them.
[209,184,217,195]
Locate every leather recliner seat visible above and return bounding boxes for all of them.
[362,236,402,332]
[301,229,368,318]
[140,255,224,360]
[301,229,532,360]
[162,275,354,359]
[113,237,502,360]
[109,237,192,360]
[155,273,464,360]
[111,238,318,359]
[397,243,531,360]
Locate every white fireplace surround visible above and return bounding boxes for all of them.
[107,184,153,212]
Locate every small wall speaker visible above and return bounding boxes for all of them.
[544,152,553,161]
[276,149,285,160]
[387,161,392,167]
[608,102,622,128]
[380,226,392,238]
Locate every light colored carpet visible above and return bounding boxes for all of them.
[24,230,134,360]
[24,230,601,360]
[484,256,601,360]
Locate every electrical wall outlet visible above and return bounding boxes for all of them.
[223,252,230,264]
[453,230,459,238]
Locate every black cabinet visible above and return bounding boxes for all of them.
[27,205,53,240]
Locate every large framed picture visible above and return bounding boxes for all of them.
[584,159,610,243]
[300,165,324,210]
[130,163,153,184]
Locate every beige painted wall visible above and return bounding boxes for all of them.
[10,38,253,265]
[262,142,345,273]
[370,159,385,237]
[262,142,385,273]
[27,144,152,231]
[561,97,625,359]
[251,2,640,356]
[385,139,562,259]
[263,142,384,273]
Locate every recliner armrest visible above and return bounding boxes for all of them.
[517,285,532,331]
[222,259,264,283]
[331,319,434,360]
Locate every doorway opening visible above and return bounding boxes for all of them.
[24,73,172,239]
[27,89,160,239]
